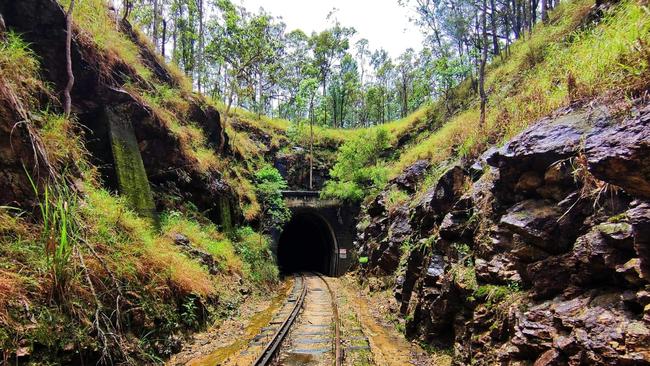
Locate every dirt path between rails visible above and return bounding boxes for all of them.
[273,274,336,366]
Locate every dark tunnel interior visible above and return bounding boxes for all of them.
[277,212,334,275]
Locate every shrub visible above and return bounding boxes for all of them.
[233,227,279,284]
[254,165,291,233]
[322,128,391,201]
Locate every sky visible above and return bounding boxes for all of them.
[238,0,425,58]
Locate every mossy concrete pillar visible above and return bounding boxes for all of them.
[106,106,157,220]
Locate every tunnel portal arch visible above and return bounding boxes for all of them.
[272,191,359,277]
[276,211,338,275]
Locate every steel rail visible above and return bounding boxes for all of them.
[317,273,342,366]
[253,273,308,366]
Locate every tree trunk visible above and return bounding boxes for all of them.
[541,0,548,22]
[161,18,167,57]
[172,5,178,64]
[322,78,328,126]
[152,0,159,50]
[479,0,488,127]
[123,0,132,21]
[531,0,538,26]
[197,0,204,92]
[309,96,314,190]
[0,13,6,37]
[490,0,500,55]
[514,0,521,38]
[64,0,76,117]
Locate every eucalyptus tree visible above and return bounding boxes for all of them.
[309,22,356,126]
[396,48,416,118]
[330,54,360,128]
[370,49,394,123]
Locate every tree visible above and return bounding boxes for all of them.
[396,49,416,118]
[371,49,393,123]
[297,78,319,189]
[309,22,355,126]
[355,38,370,86]
[64,0,76,117]
[322,129,391,201]
[330,54,359,127]
[479,0,489,127]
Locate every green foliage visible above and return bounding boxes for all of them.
[322,129,391,201]
[254,165,291,233]
[389,0,650,177]
[27,174,79,296]
[57,0,153,81]
[0,31,43,106]
[233,227,279,284]
[473,283,521,308]
[385,188,410,212]
[160,211,241,272]
[181,297,199,328]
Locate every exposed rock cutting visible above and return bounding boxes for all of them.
[356,101,650,364]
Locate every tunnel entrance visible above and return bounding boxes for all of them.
[277,212,336,275]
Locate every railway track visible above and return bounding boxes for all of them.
[242,273,342,366]
[250,274,308,366]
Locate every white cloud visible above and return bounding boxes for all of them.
[238,0,425,58]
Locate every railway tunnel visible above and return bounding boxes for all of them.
[277,212,335,274]
[273,191,359,276]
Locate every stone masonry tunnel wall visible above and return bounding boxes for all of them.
[273,193,360,277]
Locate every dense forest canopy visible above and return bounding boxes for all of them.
[117,0,556,128]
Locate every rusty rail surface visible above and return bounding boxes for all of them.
[253,273,307,366]
[317,273,342,366]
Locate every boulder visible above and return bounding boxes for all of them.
[173,233,220,275]
[489,108,606,168]
[585,104,650,199]
[369,205,412,274]
[527,226,636,299]
[487,108,607,204]
[627,201,650,281]
[412,165,468,234]
[500,199,567,253]
[439,195,473,241]
[526,253,577,299]
[510,292,650,364]
[515,171,544,192]
[391,159,430,193]
[394,245,426,313]
[475,253,522,283]
[367,192,387,217]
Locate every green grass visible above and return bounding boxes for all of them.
[388,0,650,178]
[385,188,410,212]
[232,227,279,285]
[161,211,243,273]
[58,0,153,81]
[0,31,45,111]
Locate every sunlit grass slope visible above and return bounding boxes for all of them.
[390,0,650,176]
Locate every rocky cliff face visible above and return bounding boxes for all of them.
[357,100,650,364]
[0,0,238,225]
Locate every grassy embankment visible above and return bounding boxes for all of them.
[321,0,650,204]
[0,2,280,361]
